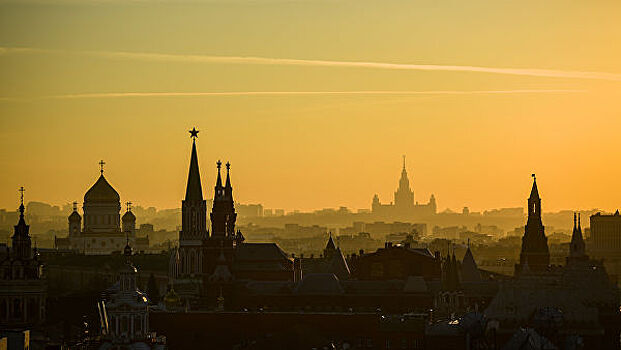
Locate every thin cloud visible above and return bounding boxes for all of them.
[1,46,621,82]
[0,90,584,102]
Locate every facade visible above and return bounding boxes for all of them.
[54,164,149,254]
[96,242,167,349]
[371,157,436,220]
[0,193,46,330]
[514,175,550,275]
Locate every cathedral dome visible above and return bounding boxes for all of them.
[122,210,136,222]
[84,175,120,203]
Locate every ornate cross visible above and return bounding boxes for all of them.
[99,160,106,175]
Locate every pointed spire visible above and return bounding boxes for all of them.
[402,154,406,170]
[215,160,223,191]
[325,233,336,252]
[578,213,581,232]
[18,186,25,223]
[224,161,233,201]
[529,173,540,199]
[461,240,481,282]
[185,129,203,201]
[14,187,28,234]
[225,162,232,189]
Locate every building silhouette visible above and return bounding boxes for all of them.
[0,189,46,329]
[54,163,149,254]
[515,175,550,275]
[171,128,294,307]
[371,156,436,220]
[589,209,621,258]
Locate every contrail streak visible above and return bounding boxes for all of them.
[0,89,584,101]
[1,46,620,81]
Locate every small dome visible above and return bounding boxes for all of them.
[84,175,120,203]
[122,210,136,222]
[69,210,81,221]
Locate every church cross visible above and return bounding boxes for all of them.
[126,201,133,212]
[99,160,106,175]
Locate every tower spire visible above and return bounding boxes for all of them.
[185,128,203,201]
[530,173,539,199]
[215,160,223,196]
[99,160,106,175]
[517,174,549,274]
[225,162,232,189]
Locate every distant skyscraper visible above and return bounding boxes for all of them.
[515,175,550,275]
[371,156,436,219]
[393,155,414,209]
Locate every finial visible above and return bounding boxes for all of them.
[99,160,106,175]
[578,213,581,228]
[126,201,132,212]
[217,160,222,169]
[403,155,406,169]
[18,186,25,206]
[467,238,470,249]
[189,127,199,139]
[225,161,230,171]
[531,173,536,180]
[72,201,78,212]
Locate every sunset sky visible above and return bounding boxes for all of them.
[1,0,620,213]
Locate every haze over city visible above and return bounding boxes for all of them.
[1,0,621,213]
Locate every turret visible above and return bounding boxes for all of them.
[68,202,81,236]
[12,187,32,260]
[568,212,587,262]
[210,161,237,238]
[122,202,136,235]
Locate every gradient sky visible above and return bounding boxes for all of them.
[0,0,620,213]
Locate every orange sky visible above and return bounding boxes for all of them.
[0,0,620,213]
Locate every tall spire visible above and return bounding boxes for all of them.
[12,187,32,259]
[224,162,233,199]
[569,212,586,260]
[402,154,406,170]
[185,128,203,201]
[216,160,223,190]
[529,173,540,199]
[517,174,549,275]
